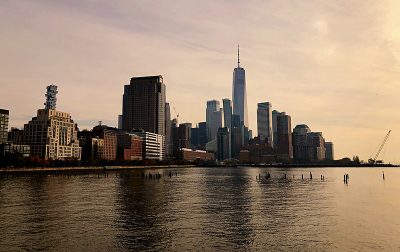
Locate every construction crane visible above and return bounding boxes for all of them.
[368,130,391,164]
[173,107,179,121]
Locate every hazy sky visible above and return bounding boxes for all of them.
[1,0,400,163]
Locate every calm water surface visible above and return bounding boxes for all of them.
[1,167,400,251]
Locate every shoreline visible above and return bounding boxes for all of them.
[0,165,196,176]
[0,163,397,176]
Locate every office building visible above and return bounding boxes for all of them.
[132,130,165,160]
[272,110,281,148]
[172,123,191,156]
[117,132,143,161]
[0,143,30,157]
[217,127,230,161]
[325,142,334,160]
[181,123,192,147]
[307,132,326,161]
[257,102,273,146]
[78,131,104,161]
[165,102,172,156]
[276,112,293,159]
[122,75,166,135]
[206,100,221,141]
[191,126,199,147]
[92,125,118,161]
[198,122,207,147]
[232,45,248,127]
[223,99,232,130]
[180,148,214,161]
[8,128,24,144]
[292,124,311,161]
[118,115,123,129]
[292,124,326,162]
[231,127,243,159]
[0,109,9,144]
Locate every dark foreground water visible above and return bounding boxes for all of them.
[1,167,400,251]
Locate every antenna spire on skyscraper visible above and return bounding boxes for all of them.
[237,44,240,67]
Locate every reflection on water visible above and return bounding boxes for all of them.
[1,167,400,251]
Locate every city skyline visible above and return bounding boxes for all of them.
[1,1,400,163]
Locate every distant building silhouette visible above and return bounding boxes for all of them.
[206,100,222,141]
[293,124,311,161]
[198,122,207,147]
[272,110,281,148]
[165,102,172,156]
[276,112,293,160]
[292,124,326,162]
[217,127,230,161]
[307,132,326,161]
[257,102,273,146]
[325,141,334,160]
[0,109,9,144]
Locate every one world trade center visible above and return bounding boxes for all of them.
[232,45,248,127]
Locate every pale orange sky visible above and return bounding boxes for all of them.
[1,1,400,163]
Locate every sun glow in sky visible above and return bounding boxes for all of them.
[1,0,400,163]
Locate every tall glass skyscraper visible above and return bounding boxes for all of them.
[257,102,273,146]
[232,45,248,127]
[122,75,166,135]
[206,100,222,142]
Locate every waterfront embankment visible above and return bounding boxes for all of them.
[0,165,195,177]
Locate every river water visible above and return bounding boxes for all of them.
[1,167,399,251]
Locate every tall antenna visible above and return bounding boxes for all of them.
[237,44,240,67]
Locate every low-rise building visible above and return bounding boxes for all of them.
[0,143,30,157]
[117,132,143,161]
[79,134,104,161]
[181,148,214,161]
[92,125,118,160]
[132,130,165,160]
[0,109,9,144]
[8,128,24,144]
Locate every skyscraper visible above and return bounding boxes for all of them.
[276,112,293,159]
[165,102,172,156]
[223,99,232,158]
[257,102,273,146]
[307,132,326,161]
[325,142,334,160]
[198,122,207,147]
[118,115,123,129]
[232,45,248,127]
[0,109,9,144]
[122,75,166,135]
[223,99,232,130]
[292,124,311,161]
[272,110,281,148]
[206,100,222,141]
[217,127,230,161]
